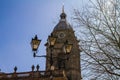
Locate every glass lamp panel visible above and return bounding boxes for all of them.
[49,36,56,46]
[65,44,73,54]
[31,38,41,51]
[33,44,38,51]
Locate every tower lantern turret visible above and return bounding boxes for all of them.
[60,6,67,19]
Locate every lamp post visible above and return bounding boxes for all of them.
[30,34,73,79]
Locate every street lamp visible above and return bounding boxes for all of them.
[64,40,73,54]
[30,35,41,53]
[48,34,57,47]
[30,34,73,79]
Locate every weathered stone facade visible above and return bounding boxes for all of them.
[45,8,82,80]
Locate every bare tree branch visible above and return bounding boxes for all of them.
[73,0,120,79]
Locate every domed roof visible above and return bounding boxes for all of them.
[54,20,73,31]
[53,7,73,31]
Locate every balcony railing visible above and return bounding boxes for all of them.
[0,69,67,80]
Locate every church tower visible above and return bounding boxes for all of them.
[45,7,82,80]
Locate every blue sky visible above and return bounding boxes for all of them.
[0,0,86,73]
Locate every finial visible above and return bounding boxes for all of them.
[31,65,35,71]
[14,66,17,72]
[60,5,66,19]
[36,64,40,71]
[62,4,64,13]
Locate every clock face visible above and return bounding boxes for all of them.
[58,32,65,38]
